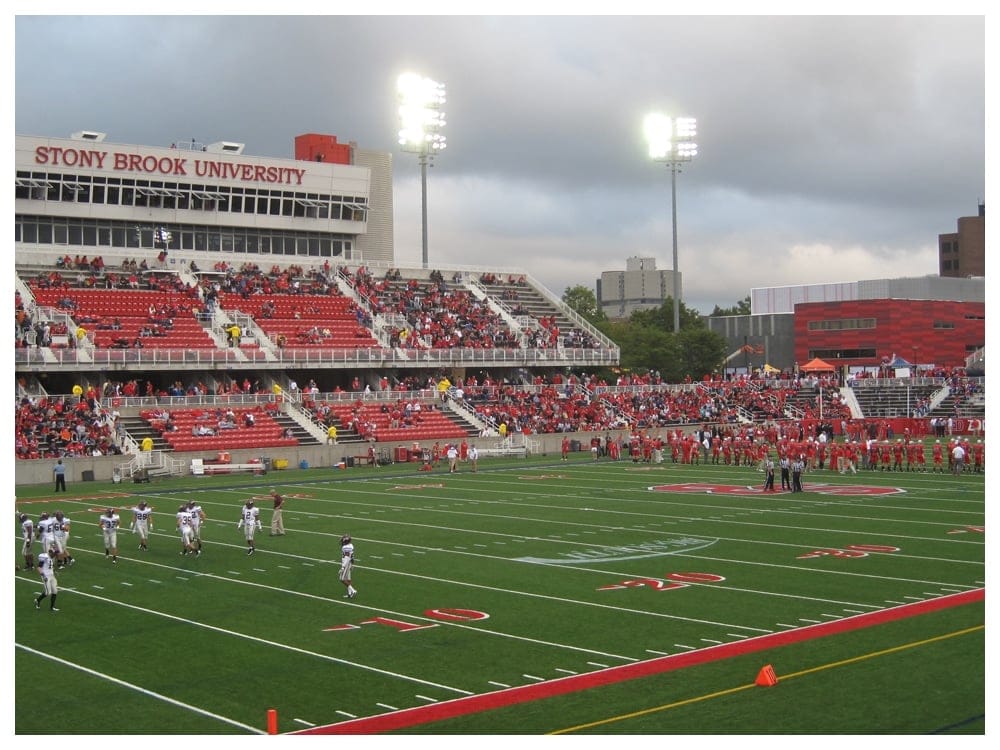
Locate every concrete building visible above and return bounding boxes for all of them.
[15,130,392,265]
[938,202,985,278]
[596,256,680,319]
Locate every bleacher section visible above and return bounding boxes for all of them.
[305,398,474,443]
[139,405,299,452]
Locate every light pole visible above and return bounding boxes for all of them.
[397,72,447,269]
[644,113,697,333]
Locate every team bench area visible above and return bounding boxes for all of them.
[191,457,266,476]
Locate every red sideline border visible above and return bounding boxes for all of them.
[293,588,984,734]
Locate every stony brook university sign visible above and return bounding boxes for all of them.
[649,482,905,496]
[33,146,307,185]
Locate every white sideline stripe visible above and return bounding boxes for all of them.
[586,662,608,669]
[487,681,510,688]
[285,477,984,562]
[30,583,474,697]
[554,668,577,674]
[295,717,318,725]
[15,642,264,734]
[415,694,439,702]
[29,548,646,664]
[231,490,978,610]
[333,712,355,719]
[376,703,398,711]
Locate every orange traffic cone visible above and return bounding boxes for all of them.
[755,664,778,687]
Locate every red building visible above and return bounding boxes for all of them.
[794,299,984,370]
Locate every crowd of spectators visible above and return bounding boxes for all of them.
[15,392,123,459]
[344,266,519,350]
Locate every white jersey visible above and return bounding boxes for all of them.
[239,505,260,527]
[37,516,57,543]
[54,516,69,539]
[339,542,355,582]
[99,513,121,531]
[21,518,34,544]
[176,509,193,528]
[133,505,153,524]
[340,542,355,567]
[37,551,56,580]
[188,504,204,528]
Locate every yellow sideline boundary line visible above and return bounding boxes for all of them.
[549,624,984,734]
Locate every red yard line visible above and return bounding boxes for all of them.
[293,588,983,734]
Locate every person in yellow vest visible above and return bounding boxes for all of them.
[141,436,154,452]
[498,421,508,445]
[327,424,338,445]
[437,377,451,402]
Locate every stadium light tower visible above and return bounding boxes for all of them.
[397,72,447,269]
[644,113,697,333]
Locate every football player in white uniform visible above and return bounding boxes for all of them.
[176,504,198,556]
[98,508,121,563]
[339,534,357,599]
[34,546,59,611]
[131,501,154,551]
[19,513,35,570]
[53,511,74,568]
[186,500,206,552]
[36,512,56,556]
[237,500,261,555]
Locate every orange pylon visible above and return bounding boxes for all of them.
[755,664,778,687]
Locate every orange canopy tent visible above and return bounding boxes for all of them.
[799,357,836,373]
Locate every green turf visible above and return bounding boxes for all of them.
[14,455,984,734]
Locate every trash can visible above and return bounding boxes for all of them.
[260,457,272,474]
[81,469,95,482]
[396,446,409,463]
[345,456,355,468]
[299,460,309,470]
[570,440,581,452]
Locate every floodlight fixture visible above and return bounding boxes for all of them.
[644,113,698,333]
[397,72,448,268]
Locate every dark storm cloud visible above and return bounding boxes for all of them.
[14,13,985,312]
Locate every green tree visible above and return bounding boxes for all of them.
[561,285,606,324]
[605,320,679,377]
[629,297,704,331]
[676,327,730,381]
[710,296,751,317]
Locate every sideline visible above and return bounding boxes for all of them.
[292,588,984,734]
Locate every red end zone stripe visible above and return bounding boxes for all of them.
[294,588,983,734]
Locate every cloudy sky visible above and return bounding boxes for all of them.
[12,9,987,313]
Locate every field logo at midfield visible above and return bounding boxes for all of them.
[387,483,446,491]
[515,537,717,565]
[649,482,905,496]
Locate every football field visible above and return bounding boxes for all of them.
[14,454,985,735]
